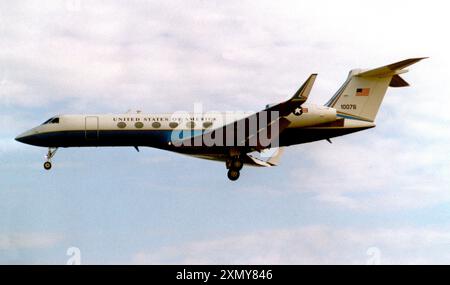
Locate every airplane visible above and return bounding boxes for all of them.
[15,58,425,181]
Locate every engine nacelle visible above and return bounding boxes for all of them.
[286,104,337,127]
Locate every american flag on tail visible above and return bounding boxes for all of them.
[355,88,370,96]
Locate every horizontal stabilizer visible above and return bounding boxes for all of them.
[357,57,427,78]
[389,74,409,87]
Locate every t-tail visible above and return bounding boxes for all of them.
[325,58,426,122]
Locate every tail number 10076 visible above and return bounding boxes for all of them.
[341,104,357,110]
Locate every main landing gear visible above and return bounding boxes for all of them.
[226,157,243,181]
[43,147,58,170]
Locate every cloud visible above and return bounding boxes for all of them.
[0,233,63,250]
[2,0,447,120]
[2,0,450,265]
[4,0,446,113]
[2,0,448,213]
[286,132,450,210]
[132,225,450,264]
[0,114,41,154]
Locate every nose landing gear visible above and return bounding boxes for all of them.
[44,147,58,170]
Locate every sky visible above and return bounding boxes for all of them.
[1,0,450,264]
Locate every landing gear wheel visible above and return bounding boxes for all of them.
[43,147,58,170]
[43,161,52,170]
[227,169,240,181]
[232,159,243,170]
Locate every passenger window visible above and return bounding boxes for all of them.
[203,122,213,129]
[186,121,195,129]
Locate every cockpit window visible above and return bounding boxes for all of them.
[42,117,60,125]
[42,118,52,125]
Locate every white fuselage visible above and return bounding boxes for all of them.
[15,103,374,150]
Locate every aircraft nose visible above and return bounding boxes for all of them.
[15,132,28,143]
[15,130,35,144]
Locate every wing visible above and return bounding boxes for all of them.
[181,147,285,167]
[173,74,317,151]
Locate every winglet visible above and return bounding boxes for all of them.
[266,147,284,166]
[291,73,318,104]
[267,73,318,116]
[246,147,285,167]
